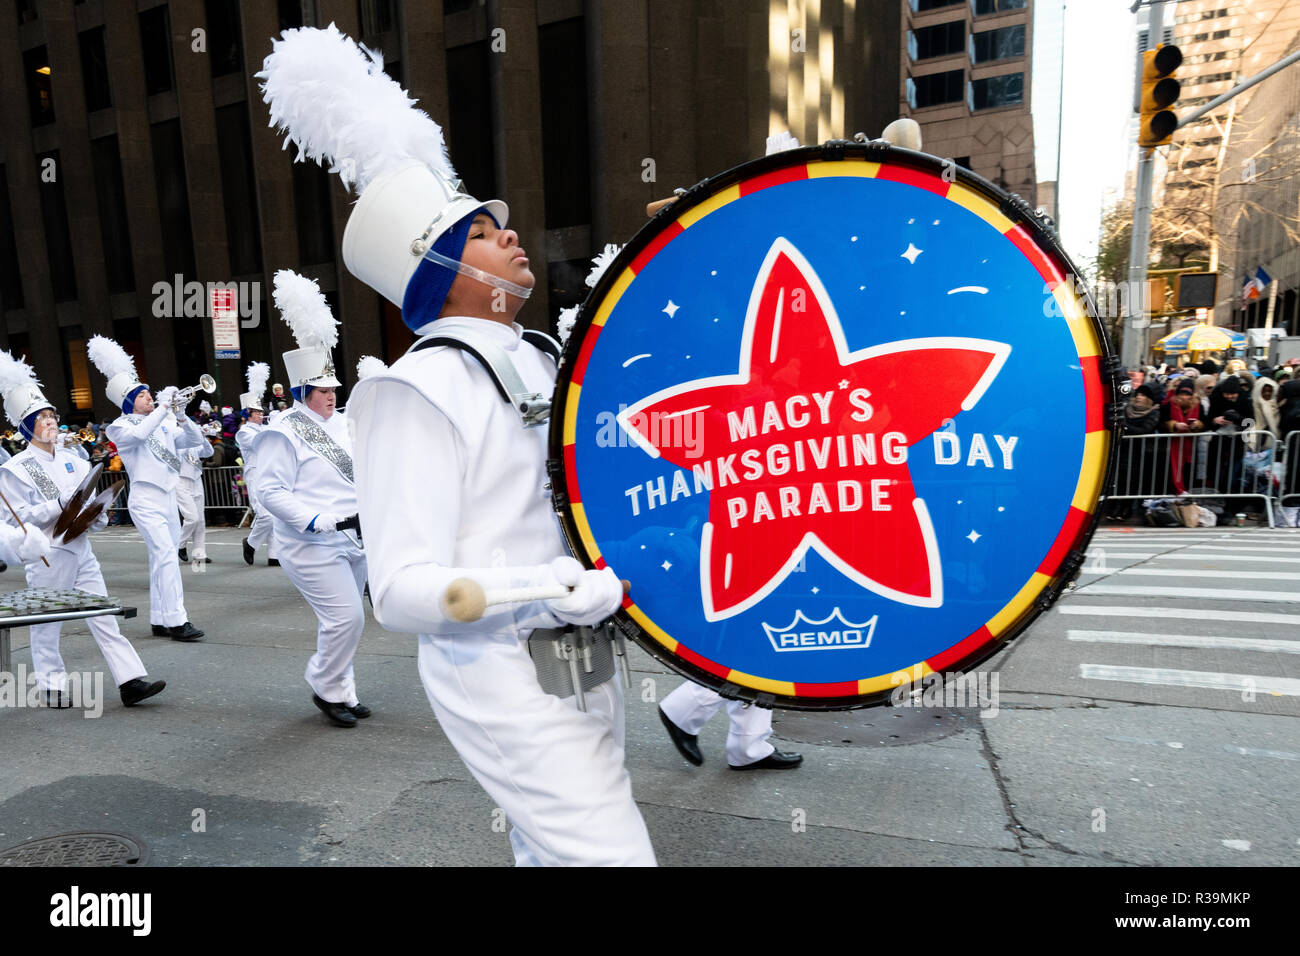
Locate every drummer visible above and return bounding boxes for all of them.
[260,23,654,866]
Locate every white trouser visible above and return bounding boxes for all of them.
[277,536,366,705]
[245,486,276,555]
[660,681,776,767]
[27,545,147,691]
[176,475,206,559]
[128,483,188,626]
[417,632,656,867]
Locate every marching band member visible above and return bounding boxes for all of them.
[257,271,369,728]
[0,349,164,708]
[176,429,213,569]
[260,24,654,865]
[236,362,278,567]
[88,336,205,641]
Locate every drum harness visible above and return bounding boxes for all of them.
[407,328,632,711]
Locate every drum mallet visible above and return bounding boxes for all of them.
[440,577,632,624]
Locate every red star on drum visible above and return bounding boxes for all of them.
[619,238,1010,620]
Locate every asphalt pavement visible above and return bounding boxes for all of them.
[0,524,1295,866]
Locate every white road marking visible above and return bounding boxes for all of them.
[1068,629,1300,654]
[1113,567,1300,580]
[1220,840,1251,852]
[1223,745,1299,761]
[1154,552,1300,564]
[1058,605,1300,626]
[1079,664,1300,696]
[1105,735,1185,748]
[1076,585,1300,602]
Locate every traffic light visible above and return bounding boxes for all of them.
[1139,44,1182,148]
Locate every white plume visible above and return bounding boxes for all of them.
[0,349,40,395]
[273,271,339,350]
[87,335,137,381]
[765,131,801,156]
[257,22,455,194]
[245,361,271,399]
[584,244,623,290]
[356,355,387,380]
[557,306,579,346]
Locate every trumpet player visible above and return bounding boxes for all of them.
[88,336,206,642]
[0,348,165,708]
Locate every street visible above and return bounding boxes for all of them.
[0,524,1295,867]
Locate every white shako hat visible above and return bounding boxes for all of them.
[273,271,341,391]
[240,361,270,411]
[257,23,507,313]
[87,335,146,412]
[0,349,53,432]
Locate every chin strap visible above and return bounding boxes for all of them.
[422,247,533,300]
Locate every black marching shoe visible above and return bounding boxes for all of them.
[730,750,804,771]
[178,548,189,562]
[312,694,358,728]
[45,689,74,709]
[242,537,254,566]
[658,707,704,766]
[345,702,372,719]
[164,622,204,642]
[120,678,166,707]
[267,558,280,567]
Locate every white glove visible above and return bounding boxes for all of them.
[544,556,623,626]
[309,513,339,533]
[155,386,178,408]
[16,525,51,563]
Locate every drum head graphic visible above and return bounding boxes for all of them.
[551,144,1115,710]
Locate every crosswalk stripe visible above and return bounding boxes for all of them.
[1067,629,1300,654]
[1058,605,1300,626]
[1074,584,1300,602]
[1152,553,1300,564]
[1079,664,1300,696]
[1166,545,1300,554]
[1112,567,1300,580]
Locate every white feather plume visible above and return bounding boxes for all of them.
[765,131,801,156]
[245,361,271,399]
[87,335,137,381]
[0,349,40,395]
[557,306,579,346]
[257,22,455,194]
[584,244,623,290]
[356,355,387,380]
[273,271,339,351]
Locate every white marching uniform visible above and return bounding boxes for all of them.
[176,437,214,561]
[257,404,366,706]
[235,421,277,556]
[0,445,147,691]
[350,316,656,867]
[659,683,777,766]
[106,406,205,627]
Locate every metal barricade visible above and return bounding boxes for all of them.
[1101,428,1278,527]
[92,465,248,517]
[1281,431,1300,509]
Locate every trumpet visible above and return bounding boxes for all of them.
[169,373,217,414]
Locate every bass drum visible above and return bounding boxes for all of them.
[550,142,1117,711]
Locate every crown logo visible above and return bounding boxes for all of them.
[760,608,877,653]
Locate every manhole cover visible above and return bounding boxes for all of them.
[772,706,979,747]
[0,832,148,866]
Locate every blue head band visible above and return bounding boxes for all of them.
[123,384,148,415]
[400,208,490,332]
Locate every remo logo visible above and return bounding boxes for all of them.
[553,150,1109,708]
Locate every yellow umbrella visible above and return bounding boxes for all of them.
[1152,323,1237,354]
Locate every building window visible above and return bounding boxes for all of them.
[971,72,1024,110]
[215,105,263,276]
[907,69,966,109]
[910,21,965,61]
[0,165,24,312]
[358,0,394,37]
[292,156,335,266]
[445,41,497,202]
[79,27,113,111]
[204,0,243,78]
[139,6,174,95]
[24,46,55,127]
[973,0,1026,14]
[278,0,305,31]
[972,24,1024,62]
[539,17,591,229]
[913,0,964,10]
[113,317,147,385]
[37,151,78,303]
[60,327,93,411]
[91,136,135,295]
[150,121,197,279]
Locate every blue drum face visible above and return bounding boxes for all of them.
[553,148,1112,709]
